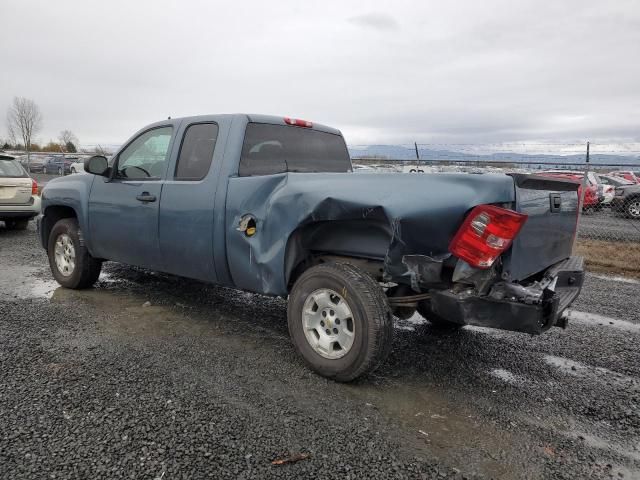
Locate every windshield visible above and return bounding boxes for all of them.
[604,176,634,186]
[0,159,27,177]
[239,123,352,176]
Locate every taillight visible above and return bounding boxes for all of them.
[31,179,38,195]
[449,205,528,269]
[284,117,313,128]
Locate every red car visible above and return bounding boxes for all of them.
[538,172,599,210]
[611,171,640,184]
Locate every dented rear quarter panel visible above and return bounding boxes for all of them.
[224,172,516,296]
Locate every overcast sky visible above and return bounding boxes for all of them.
[1,0,639,149]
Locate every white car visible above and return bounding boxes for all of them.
[70,160,85,174]
[0,154,41,229]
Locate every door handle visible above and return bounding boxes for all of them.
[136,192,157,203]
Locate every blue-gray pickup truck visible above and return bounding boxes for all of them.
[39,114,584,381]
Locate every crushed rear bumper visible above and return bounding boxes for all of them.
[430,256,584,335]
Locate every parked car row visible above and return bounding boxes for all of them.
[609,181,640,219]
[610,170,640,185]
[0,154,41,229]
[16,155,88,175]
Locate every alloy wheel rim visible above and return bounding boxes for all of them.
[54,233,76,277]
[629,201,640,217]
[302,288,355,359]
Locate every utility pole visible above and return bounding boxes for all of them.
[574,142,590,253]
[414,142,420,168]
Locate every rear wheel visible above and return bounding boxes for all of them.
[57,167,63,175]
[47,218,102,289]
[4,218,30,230]
[288,262,393,382]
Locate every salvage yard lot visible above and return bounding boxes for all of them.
[1,224,639,479]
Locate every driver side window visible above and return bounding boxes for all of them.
[117,126,173,179]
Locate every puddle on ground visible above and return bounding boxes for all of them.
[343,381,539,479]
[567,310,640,333]
[0,266,58,300]
[49,287,222,339]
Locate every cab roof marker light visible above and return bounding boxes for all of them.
[284,117,313,128]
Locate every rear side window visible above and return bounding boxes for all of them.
[239,123,351,176]
[175,123,219,180]
[0,160,27,177]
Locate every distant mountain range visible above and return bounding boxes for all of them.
[348,145,640,167]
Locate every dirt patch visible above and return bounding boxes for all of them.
[575,239,640,278]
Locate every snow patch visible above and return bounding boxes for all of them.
[544,355,638,387]
[568,310,640,333]
[589,273,639,285]
[490,368,522,384]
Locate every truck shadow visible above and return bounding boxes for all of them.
[76,262,544,385]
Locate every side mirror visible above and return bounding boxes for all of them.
[84,155,109,176]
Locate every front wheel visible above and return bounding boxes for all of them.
[625,198,640,219]
[287,262,393,382]
[47,218,102,289]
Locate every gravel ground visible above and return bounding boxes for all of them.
[1,222,639,479]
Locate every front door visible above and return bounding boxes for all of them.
[88,126,174,269]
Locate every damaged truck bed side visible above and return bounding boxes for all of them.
[38,114,584,381]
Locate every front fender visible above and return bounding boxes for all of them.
[41,175,96,252]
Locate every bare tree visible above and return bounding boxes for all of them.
[6,97,42,170]
[94,144,107,156]
[59,129,79,152]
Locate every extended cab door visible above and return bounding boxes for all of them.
[158,121,223,282]
[88,126,174,269]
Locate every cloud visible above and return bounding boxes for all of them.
[347,12,400,31]
[0,0,638,148]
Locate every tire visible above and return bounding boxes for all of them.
[57,167,63,175]
[47,218,102,289]
[287,262,393,382]
[4,218,29,230]
[417,300,464,331]
[71,167,76,174]
[43,167,48,174]
[625,197,640,219]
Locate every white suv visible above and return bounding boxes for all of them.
[0,154,41,230]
